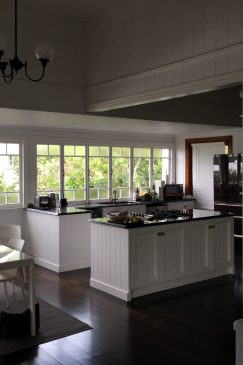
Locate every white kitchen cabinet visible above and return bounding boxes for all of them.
[90,214,234,301]
[209,219,234,270]
[25,210,91,272]
[130,229,159,289]
[166,200,195,210]
[184,221,211,275]
[130,224,185,290]
[158,224,185,281]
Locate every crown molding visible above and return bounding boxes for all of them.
[86,42,243,112]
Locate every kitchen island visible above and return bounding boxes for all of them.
[25,207,91,272]
[90,209,234,301]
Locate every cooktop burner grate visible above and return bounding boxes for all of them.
[145,209,193,221]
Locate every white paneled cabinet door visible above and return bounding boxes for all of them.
[157,224,185,281]
[210,219,234,271]
[185,222,211,275]
[130,229,158,289]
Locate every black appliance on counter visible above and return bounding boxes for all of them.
[213,153,242,257]
[35,195,52,210]
[163,184,183,201]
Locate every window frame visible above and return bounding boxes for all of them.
[33,140,174,204]
[0,140,23,209]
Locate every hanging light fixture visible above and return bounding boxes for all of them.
[0,0,54,83]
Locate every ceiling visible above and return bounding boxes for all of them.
[6,0,127,21]
[92,85,242,127]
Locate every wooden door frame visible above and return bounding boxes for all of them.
[185,135,232,195]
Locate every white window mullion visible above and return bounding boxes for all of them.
[130,148,134,199]
[150,148,153,188]
[109,146,112,200]
[60,144,64,199]
[86,145,89,202]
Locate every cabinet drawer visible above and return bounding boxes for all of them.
[166,201,195,210]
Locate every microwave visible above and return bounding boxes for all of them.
[163,184,183,201]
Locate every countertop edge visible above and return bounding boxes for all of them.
[89,211,234,229]
[25,208,92,216]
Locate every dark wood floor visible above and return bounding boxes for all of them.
[0,260,242,365]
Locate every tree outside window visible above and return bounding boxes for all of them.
[0,143,20,205]
[37,144,60,196]
[153,148,170,182]
[89,146,109,200]
[133,148,150,192]
[112,147,130,198]
[64,145,85,201]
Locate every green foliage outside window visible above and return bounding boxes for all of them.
[37,156,60,192]
[0,143,20,205]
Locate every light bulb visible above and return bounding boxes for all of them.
[35,43,55,61]
[0,35,6,52]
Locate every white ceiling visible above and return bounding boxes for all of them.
[0,108,237,136]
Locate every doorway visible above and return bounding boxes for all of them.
[185,135,233,196]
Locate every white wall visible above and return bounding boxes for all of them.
[175,128,243,187]
[85,0,243,110]
[0,3,85,114]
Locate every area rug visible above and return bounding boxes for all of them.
[0,292,91,356]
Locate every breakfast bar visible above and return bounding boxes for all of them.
[90,210,234,301]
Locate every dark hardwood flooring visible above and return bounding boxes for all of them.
[0,259,242,365]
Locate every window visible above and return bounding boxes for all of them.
[153,148,170,182]
[112,147,130,198]
[35,143,172,202]
[89,146,109,200]
[37,144,60,196]
[64,145,86,201]
[133,148,150,192]
[0,143,20,205]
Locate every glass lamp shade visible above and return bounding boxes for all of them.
[0,35,6,52]
[1,48,10,62]
[35,43,55,61]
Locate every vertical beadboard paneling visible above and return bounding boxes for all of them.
[25,211,59,270]
[59,213,91,271]
[90,223,129,292]
[25,211,91,272]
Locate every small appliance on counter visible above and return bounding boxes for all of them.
[48,192,58,208]
[163,184,183,201]
[34,195,52,210]
[60,195,68,208]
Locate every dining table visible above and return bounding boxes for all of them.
[0,244,36,336]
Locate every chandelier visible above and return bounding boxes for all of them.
[0,0,54,83]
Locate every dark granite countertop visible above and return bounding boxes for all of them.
[26,207,91,216]
[76,201,144,209]
[76,197,195,210]
[90,209,234,229]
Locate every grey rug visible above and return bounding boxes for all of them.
[0,289,91,356]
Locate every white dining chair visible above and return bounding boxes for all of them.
[0,225,26,309]
[0,237,26,308]
[0,225,21,245]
